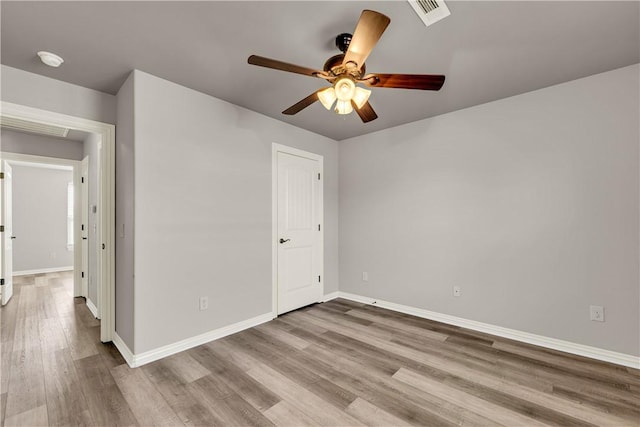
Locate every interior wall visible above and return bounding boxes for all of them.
[339,64,640,357]
[1,128,84,160]
[12,165,74,272]
[131,70,339,353]
[83,134,100,306]
[1,65,116,124]
[115,72,135,349]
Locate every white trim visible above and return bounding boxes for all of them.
[1,101,115,343]
[13,266,73,276]
[336,292,640,369]
[112,333,135,368]
[0,152,76,170]
[115,312,273,368]
[323,291,339,302]
[271,143,324,317]
[86,298,99,319]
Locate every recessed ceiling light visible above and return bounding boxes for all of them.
[37,51,64,67]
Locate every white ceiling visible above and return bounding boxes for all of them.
[1,1,638,141]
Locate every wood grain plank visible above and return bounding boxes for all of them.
[4,404,48,427]
[187,374,276,427]
[187,344,281,411]
[393,367,548,427]
[73,354,138,426]
[4,346,46,419]
[246,361,365,426]
[111,364,183,426]
[42,349,95,426]
[345,397,414,427]
[141,358,223,426]
[263,400,320,427]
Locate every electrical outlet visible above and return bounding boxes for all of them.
[590,305,604,322]
[199,296,209,311]
[453,286,461,297]
[362,272,368,282]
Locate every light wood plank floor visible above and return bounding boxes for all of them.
[1,272,639,426]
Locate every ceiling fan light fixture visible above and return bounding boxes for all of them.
[335,99,353,115]
[352,86,371,109]
[317,87,337,110]
[334,77,356,102]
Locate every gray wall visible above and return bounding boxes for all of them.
[12,165,74,272]
[1,128,84,160]
[131,70,338,353]
[339,64,639,356]
[83,134,100,306]
[1,65,116,124]
[115,72,136,349]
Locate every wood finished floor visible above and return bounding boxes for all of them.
[1,273,639,426]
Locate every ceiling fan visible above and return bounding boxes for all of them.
[248,10,445,123]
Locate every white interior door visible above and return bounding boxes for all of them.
[1,161,14,306]
[276,150,323,315]
[81,157,89,297]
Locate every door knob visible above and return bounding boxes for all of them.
[82,237,88,240]
[279,238,290,244]
[10,236,16,239]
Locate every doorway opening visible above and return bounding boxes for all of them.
[0,102,115,342]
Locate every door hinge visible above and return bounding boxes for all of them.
[81,177,84,183]
[0,225,4,233]
[318,275,321,283]
[0,278,4,286]
[318,224,320,231]
[81,272,85,278]
[318,173,321,180]
[102,243,105,250]
[81,224,84,231]
[0,172,4,179]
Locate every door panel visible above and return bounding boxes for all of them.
[1,161,13,305]
[277,151,322,314]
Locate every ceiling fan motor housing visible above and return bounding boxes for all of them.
[335,33,352,53]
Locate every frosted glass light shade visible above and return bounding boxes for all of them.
[317,87,336,110]
[352,87,371,109]
[334,77,356,102]
[335,100,353,115]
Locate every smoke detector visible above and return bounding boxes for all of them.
[37,51,64,67]
[408,0,451,27]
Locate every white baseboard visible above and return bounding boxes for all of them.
[323,291,339,302]
[86,298,99,319]
[113,312,274,368]
[13,266,73,276]
[335,292,640,369]
[112,332,135,367]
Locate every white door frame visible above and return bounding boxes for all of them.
[80,156,89,298]
[1,101,115,343]
[1,153,80,295]
[271,143,324,317]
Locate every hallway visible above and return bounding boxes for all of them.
[1,272,126,426]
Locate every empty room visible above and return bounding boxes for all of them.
[0,1,638,426]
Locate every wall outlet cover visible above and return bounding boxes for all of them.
[453,286,461,297]
[590,305,604,322]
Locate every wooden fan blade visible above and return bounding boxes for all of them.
[248,55,324,78]
[352,100,378,123]
[282,91,320,115]
[363,74,445,90]
[342,10,390,70]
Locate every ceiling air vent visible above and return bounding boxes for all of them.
[408,0,451,27]
[0,116,70,138]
